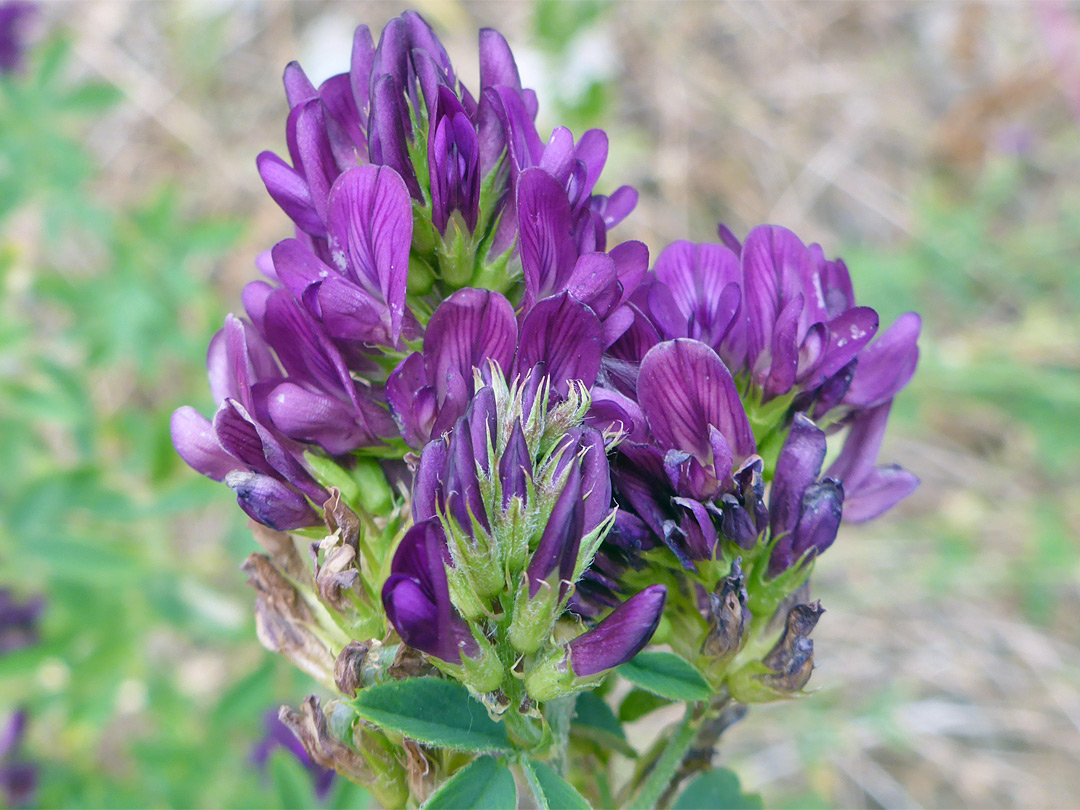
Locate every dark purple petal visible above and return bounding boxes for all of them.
[573,129,608,200]
[716,222,742,254]
[383,518,477,664]
[256,151,323,235]
[267,382,376,455]
[170,407,236,481]
[213,399,325,502]
[653,241,743,355]
[843,312,920,409]
[479,27,522,93]
[591,185,638,230]
[515,293,603,395]
[498,420,532,508]
[800,306,879,390]
[517,167,578,308]
[424,288,518,403]
[386,352,437,449]
[350,25,376,114]
[742,225,810,368]
[412,438,448,522]
[292,100,340,225]
[368,74,421,198]
[326,164,412,342]
[225,472,319,531]
[429,86,480,233]
[578,427,612,534]
[762,294,802,398]
[567,584,667,677]
[841,465,919,523]
[526,462,583,598]
[567,252,618,316]
[283,61,318,107]
[638,339,755,465]
[826,401,891,492]
[769,413,828,540]
[791,478,844,559]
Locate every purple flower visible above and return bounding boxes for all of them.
[0,2,35,75]
[740,225,879,401]
[259,287,397,454]
[0,590,42,655]
[607,339,758,566]
[767,413,844,575]
[257,28,374,239]
[271,163,413,350]
[0,710,35,809]
[827,401,919,523]
[646,240,746,370]
[171,314,330,530]
[567,584,667,677]
[252,710,336,800]
[387,288,517,448]
[516,167,648,344]
[381,519,480,665]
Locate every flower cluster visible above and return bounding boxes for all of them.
[173,11,919,805]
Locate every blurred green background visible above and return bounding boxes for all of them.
[1,2,1078,808]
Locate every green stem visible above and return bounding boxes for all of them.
[627,708,700,810]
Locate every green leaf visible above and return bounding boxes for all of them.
[521,757,591,810]
[617,688,672,723]
[351,679,512,752]
[672,768,763,810]
[571,692,635,758]
[618,652,711,702]
[422,756,516,810]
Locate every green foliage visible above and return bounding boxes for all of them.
[351,679,513,752]
[521,757,592,810]
[0,31,318,810]
[422,756,517,810]
[618,652,712,702]
[671,768,763,810]
[571,692,636,758]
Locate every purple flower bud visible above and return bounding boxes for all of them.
[381,519,479,665]
[791,478,844,560]
[498,419,532,508]
[429,86,480,233]
[524,462,584,599]
[768,413,827,542]
[226,471,321,531]
[567,584,667,677]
